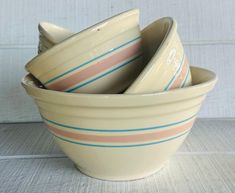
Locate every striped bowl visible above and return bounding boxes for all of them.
[21,66,217,181]
[126,17,192,93]
[25,9,144,94]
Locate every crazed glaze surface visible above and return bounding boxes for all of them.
[26,9,144,94]
[22,66,217,180]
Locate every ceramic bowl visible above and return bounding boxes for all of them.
[38,22,74,53]
[35,17,191,94]
[26,9,144,94]
[38,35,53,53]
[125,17,192,94]
[22,66,217,181]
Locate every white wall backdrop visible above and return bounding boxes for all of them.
[0,0,234,123]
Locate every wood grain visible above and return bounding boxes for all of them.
[0,122,62,156]
[0,48,40,123]
[1,119,235,156]
[0,155,234,193]
[185,44,235,118]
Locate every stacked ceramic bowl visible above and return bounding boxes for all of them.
[22,9,217,181]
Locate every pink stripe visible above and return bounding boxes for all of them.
[46,120,194,143]
[47,41,142,91]
[170,56,189,89]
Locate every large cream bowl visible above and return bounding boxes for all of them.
[22,66,217,181]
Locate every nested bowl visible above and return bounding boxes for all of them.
[38,22,74,53]
[22,66,217,181]
[26,9,144,94]
[35,17,192,94]
[126,17,192,93]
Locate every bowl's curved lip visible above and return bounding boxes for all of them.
[38,22,74,44]
[25,9,139,71]
[125,17,176,93]
[22,66,217,103]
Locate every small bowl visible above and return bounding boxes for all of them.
[38,22,74,53]
[22,66,217,181]
[38,22,74,44]
[125,17,192,94]
[38,35,54,53]
[26,9,144,94]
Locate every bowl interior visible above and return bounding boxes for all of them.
[141,17,174,64]
[124,17,180,93]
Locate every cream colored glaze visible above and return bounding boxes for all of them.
[38,22,74,53]
[57,134,188,181]
[38,22,74,44]
[21,66,217,180]
[125,17,192,93]
[26,9,143,94]
[26,9,140,75]
[35,17,192,94]
[22,67,216,107]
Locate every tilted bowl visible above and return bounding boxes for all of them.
[26,9,144,94]
[35,17,192,94]
[22,66,217,181]
[126,17,192,93]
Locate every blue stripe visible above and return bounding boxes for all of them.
[43,114,196,132]
[44,36,141,85]
[53,130,190,148]
[164,54,185,91]
[181,67,190,87]
[66,54,143,92]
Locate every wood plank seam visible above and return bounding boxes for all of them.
[1,152,235,160]
[1,39,235,49]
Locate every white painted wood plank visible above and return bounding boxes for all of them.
[0,155,234,193]
[0,48,41,123]
[0,122,62,156]
[0,0,234,45]
[1,0,235,122]
[178,119,235,152]
[0,43,234,122]
[0,119,234,156]
[185,44,235,118]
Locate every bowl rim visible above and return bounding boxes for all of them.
[25,9,139,72]
[125,17,177,93]
[38,21,74,44]
[22,66,217,106]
